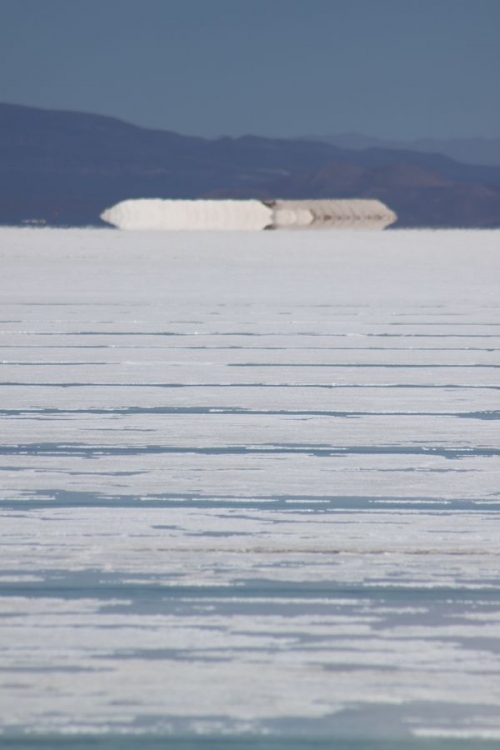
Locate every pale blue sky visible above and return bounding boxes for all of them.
[0,0,499,139]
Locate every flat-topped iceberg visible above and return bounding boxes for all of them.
[269,199,397,230]
[101,199,273,231]
[101,198,397,231]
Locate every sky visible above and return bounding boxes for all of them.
[0,0,499,140]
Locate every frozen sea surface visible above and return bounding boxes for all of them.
[0,228,500,749]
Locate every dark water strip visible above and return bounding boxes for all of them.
[6,331,500,338]
[2,576,500,602]
[2,345,500,351]
[2,491,497,512]
[0,734,497,750]
[3,362,500,369]
[228,363,500,369]
[1,408,499,419]
[1,443,499,458]
[6,363,499,369]
[2,382,500,390]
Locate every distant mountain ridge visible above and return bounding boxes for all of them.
[1,102,500,227]
[308,133,500,168]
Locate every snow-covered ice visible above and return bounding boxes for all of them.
[0,227,499,747]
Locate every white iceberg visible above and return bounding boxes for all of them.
[101,199,273,231]
[101,198,397,231]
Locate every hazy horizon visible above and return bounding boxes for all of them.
[2,99,500,145]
